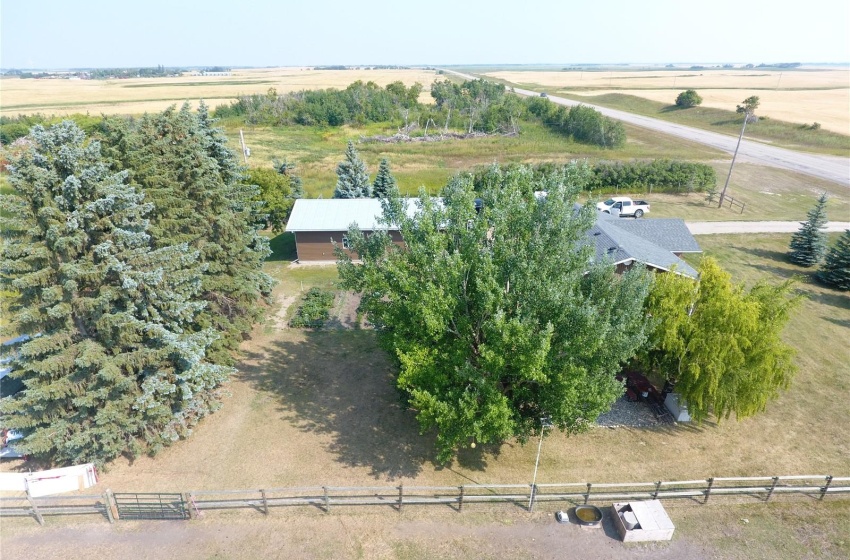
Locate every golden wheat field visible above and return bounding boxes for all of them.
[487,68,850,133]
[0,67,439,117]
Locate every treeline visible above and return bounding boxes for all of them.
[472,159,716,194]
[89,66,183,79]
[1,113,104,145]
[1,104,273,466]
[213,81,423,126]
[525,97,626,148]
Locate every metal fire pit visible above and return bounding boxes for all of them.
[574,505,603,526]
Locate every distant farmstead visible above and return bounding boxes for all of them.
[286,199,701,275]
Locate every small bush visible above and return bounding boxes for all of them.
[290,288,335,328]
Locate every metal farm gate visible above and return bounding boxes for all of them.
[112,493,188,520]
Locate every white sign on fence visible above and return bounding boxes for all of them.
[0,463,98,497]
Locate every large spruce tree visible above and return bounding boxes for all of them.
[788,193,829,267]
[101,104,273,365]
[0,122,231,465]
[333,141,371,198]
[817,230,850,290]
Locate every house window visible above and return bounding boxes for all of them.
[342,235,351,250]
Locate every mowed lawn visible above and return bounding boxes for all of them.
[44,233,847,493]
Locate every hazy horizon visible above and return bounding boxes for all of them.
[2,0,848,69]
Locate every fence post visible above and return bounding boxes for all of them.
[103,489,115,524]
[458,486,465,512]
[398,484,404,513]
[184,493,195,520]
[766,477,780,502]
[653,481,662,500]
[323,487,330,513]
[528,484,536,513]
[585,483,592,505]
[261,489,269,515]
[820,475,833,501]
[26,490,44,526]
[704,478,714,504]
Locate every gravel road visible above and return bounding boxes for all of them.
[440,70,850,187]
[686,221,850,234]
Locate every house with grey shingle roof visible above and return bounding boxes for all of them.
[590,212,701,277]
[286,198,701,275]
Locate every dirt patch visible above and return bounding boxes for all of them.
[326,291,363,329]
[273,293,299,329]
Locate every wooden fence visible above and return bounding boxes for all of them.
[2,475,847,526]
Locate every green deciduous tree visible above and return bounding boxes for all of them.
[338,164,652,462]
[334,140,371,198]
[372,158,398,198]
[246,167,293,232]
[736,95,760,114]
[817,230,850,290]
[789,193,829,267]
[0,121,232,465]
[675,90,703,108]
[640,258,800,422]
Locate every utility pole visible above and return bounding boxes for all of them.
[528,416,553,512]
[239,129,249,164]
[718,111,756,208]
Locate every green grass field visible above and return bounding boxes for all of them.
[224,119,726,198]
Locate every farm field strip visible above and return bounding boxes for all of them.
[0,67,439,117]
[485,68,850,134]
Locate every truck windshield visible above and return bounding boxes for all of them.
[604,199,616,206]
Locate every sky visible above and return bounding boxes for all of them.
[2,0,849,69]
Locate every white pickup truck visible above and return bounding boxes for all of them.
[596,197,650,218]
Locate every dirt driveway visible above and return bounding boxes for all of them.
[1,507,711,560]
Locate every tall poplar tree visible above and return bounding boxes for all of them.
[333,141,371,198]
[338,164,652,461]
[0,122,231,465]
[101,104,273,365]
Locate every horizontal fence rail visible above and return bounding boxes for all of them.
[2,475,847,526]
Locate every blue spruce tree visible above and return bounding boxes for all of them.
[0,122,232,465]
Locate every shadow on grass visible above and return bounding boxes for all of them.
[267,232,296,262]
[823,315,850,329]
[237,330,461,480]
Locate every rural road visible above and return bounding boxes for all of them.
[685,221,850,235]
[439,69,850,187]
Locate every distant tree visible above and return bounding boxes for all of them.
[736,95,760,115]
[788,193,829,267]
[273,157,304,198]
[817,230,850,290]
[372,158,398,198]
[338,164,652,462]
[0,121,231,465]
[334,141,371,198]
[675,90,703,108]
[640,258,801,422]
